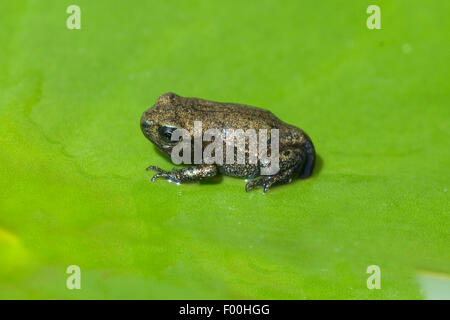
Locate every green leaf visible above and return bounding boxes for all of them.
[0,0,448,299]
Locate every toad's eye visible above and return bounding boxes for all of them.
[158,125,178,143]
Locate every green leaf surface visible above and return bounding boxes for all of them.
[0,0,448,299]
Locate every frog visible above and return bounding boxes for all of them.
[140,92,315,192]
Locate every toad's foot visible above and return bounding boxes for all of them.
[146,166,181,183]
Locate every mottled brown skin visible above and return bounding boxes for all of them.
[140,93,315,192]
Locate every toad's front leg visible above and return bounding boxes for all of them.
[146,164,218,184]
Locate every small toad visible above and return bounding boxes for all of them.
[140,93,315,192]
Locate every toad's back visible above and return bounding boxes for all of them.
[175,96,301,136]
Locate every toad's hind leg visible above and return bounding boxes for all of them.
[245,166,299,192]
[245,148,305,192]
